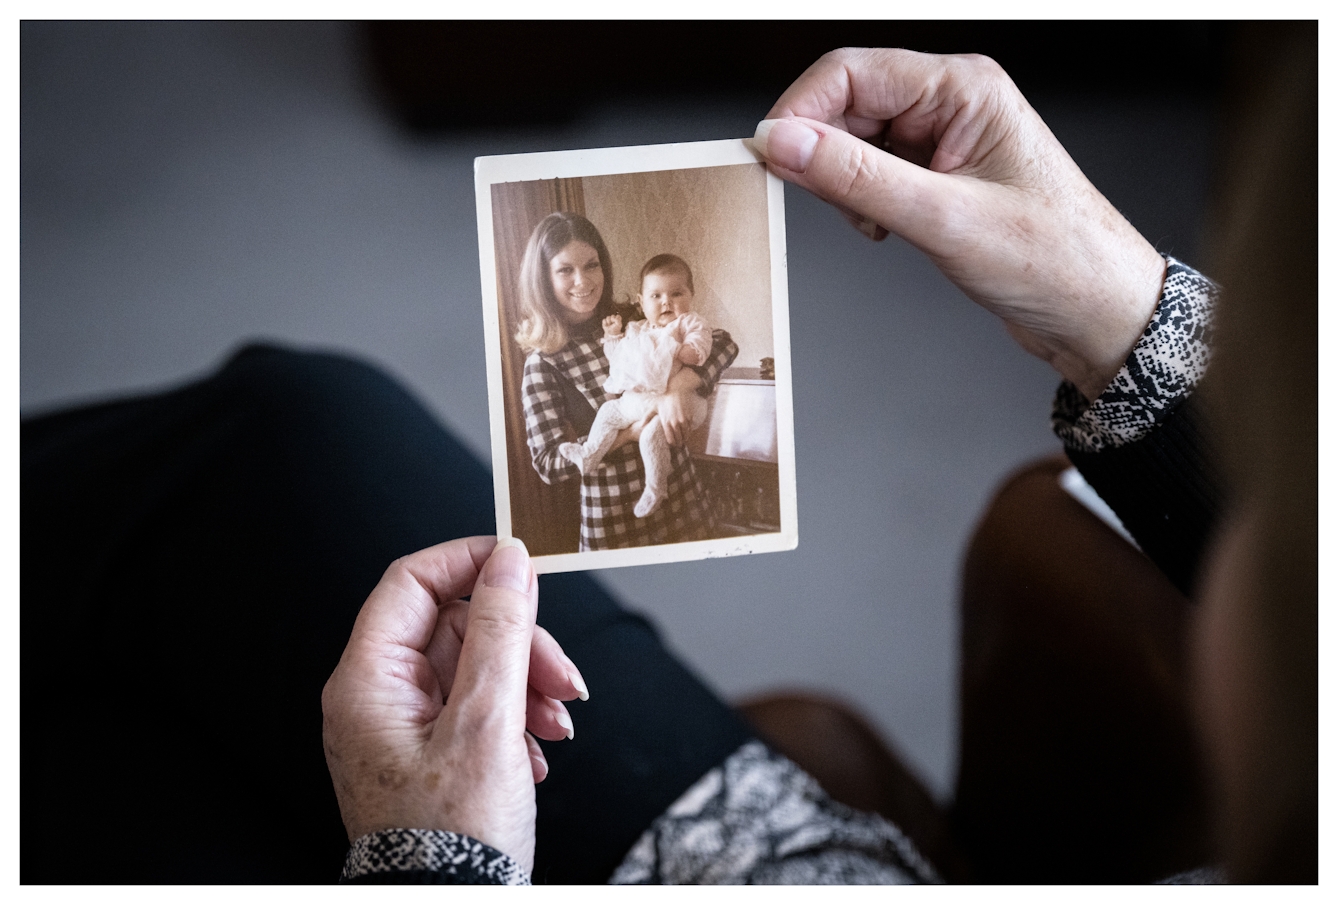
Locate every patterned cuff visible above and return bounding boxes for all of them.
[340,828,530,885]
[1052,257,1219,454]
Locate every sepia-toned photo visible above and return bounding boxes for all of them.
[475,140,798,573]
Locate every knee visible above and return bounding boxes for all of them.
[210,342,478,479]
[221,343,397,403]
[210,342,493,527]
[217,343,422,436]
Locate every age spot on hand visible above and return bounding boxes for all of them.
[376,769,408,790]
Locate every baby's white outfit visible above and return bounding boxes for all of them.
[560,313,713,518]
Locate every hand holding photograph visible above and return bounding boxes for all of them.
[475,139,798,573]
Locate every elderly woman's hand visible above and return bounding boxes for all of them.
[321,536,587,875]
[753,48,1166,401]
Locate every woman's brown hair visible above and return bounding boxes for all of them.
[514,212,615,354]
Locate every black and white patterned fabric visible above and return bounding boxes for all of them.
[340,828,530,885]
[1157,866,1227,884]
[609,740,941,885]
[1053,258,1219,453]
[521,323,737,550]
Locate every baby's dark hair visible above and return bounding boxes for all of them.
[639,253,694,294]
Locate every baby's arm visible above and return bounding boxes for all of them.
[601,314,624,349]
[687,328,739,397]
[676,313,712,367]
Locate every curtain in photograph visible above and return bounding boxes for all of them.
[491,178,585,555]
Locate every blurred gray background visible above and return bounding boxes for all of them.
[20,21,1221,799]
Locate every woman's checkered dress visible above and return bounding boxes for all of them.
[521,320,738,551]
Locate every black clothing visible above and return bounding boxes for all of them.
[21,344,752,884]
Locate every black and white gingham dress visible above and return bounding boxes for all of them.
[521,321,738,551]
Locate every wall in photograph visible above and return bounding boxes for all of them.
[582,163,774,372]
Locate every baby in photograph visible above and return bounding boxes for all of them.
[559,253,712,519]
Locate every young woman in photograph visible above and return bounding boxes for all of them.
[513,212,738,551]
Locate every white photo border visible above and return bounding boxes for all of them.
[475,138,798,574]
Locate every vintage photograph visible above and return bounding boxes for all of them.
[475,140,798,573]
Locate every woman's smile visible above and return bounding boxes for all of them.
[549,240,604,323]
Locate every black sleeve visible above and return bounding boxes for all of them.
[1051,258,1226,595]
[1064,394,1225,595]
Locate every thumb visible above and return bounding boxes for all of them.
[436,538,537,747]
[752,116,952,249]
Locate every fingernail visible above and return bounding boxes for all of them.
[754,118,819,173]
[554,709,574,740]
[527,735,549,783]
[481,537,530,593]
[568,669,590,702]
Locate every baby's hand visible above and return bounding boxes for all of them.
[603,315,623,338]
[677,344,703,366]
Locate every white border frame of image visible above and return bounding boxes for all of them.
[475,138,798,574]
